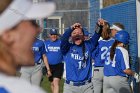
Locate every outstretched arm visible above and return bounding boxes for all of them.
[90,19,104,50]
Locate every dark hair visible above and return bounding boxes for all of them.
[113,23,125,30]
[82,29,86,63]
[30,20,39,28]
[110,40,121,61]
[82,42,86,63]
[0,0,12,14]
[101,22,111,40]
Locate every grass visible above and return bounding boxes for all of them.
[41,76,64,93]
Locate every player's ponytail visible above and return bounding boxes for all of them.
[82,42,86,63]
[110,40,121,61]
[82,29,86,63]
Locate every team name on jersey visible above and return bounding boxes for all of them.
[71,51,89,60]
[48,46,60,52]
[32,47,39,51]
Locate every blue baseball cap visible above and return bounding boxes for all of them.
[49,29,58,35]
[114,30,130,45]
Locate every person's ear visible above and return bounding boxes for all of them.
[1,31,15,45]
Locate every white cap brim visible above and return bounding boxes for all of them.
[110,25,122,31]
[0,0,56,33]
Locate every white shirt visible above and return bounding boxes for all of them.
[0,74,47,93]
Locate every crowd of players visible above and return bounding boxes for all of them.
[0,0,140,93]
[20,20,140,93]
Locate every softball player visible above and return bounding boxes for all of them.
[61,22,103,93]
[0,0,55,93]
[92,21,115,93]
[44,28,64,93]
[110,23,124,37]
[103,30,140,93]
[20,38,51,86]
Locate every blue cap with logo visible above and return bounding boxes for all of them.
[49,28,58,35]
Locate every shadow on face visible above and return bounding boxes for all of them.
[5,21,39,67]
[0,20,39,75]
[111,29,118,37]
[49,34,58,41]
[71,28,83,37]
[71,28,84,45]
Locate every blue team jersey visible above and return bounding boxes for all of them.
[44,39,63,65]
[92,38,114,67]
[104,47,130,77]
[32,39,46,63]
[61,27,100,82]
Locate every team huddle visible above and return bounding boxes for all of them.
[0,0,139,93]
[20,19,140,93]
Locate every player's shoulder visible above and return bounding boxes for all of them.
[99,38,114,42]
[56,39,61,43]
[116,47,128,55]
[34,39,45,46]
[44,39,51,44]
[0,74,46,93]
[35,38,44,43]
[98,38,114,46]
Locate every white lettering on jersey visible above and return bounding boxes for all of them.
[70,51,89,60]
[101,46,111,60]
[32,47,39,51]
[48,46,60,52]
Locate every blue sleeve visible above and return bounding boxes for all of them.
[60,27,72,55]
[89,32,100,51]
[42,42,46,54]
[92,45,99,59]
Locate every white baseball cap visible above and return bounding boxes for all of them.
[110,24,122,31]
[0,0,56,32]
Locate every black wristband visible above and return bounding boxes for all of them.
[95,23,103,34]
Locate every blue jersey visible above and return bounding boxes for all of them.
[92,38,114,67]
[61,27,100,82]
[44,39,63,65]
[104,47,130,77]
[32,39,46,64]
